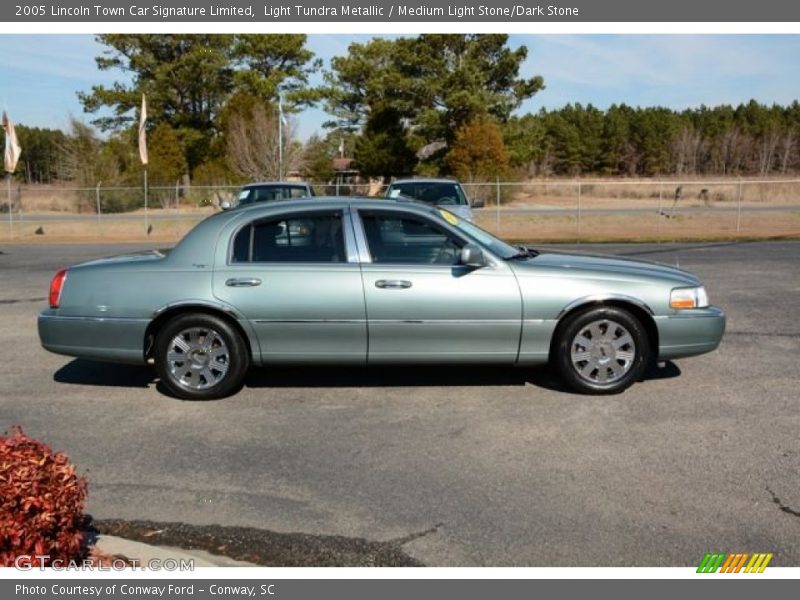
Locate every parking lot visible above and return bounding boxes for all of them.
[1,240,798,566]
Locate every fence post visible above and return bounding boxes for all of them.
[736,178,742,233]
[576,180,581,243]
[95,181,102,236]
[495,177,500,234]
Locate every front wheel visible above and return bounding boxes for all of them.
[154,313,249,400]
[554,306,650,395]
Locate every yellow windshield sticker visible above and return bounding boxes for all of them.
[439,209,459,225]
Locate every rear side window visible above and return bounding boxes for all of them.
[231,212,345,263]
[238,186,311,205]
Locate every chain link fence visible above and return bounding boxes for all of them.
[3,178,800,243]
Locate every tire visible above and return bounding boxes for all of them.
[553,306,650,395]
[154,313,249,400]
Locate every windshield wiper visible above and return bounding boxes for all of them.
[504,245,540,260]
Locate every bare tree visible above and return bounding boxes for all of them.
[672,127,704,175]
[57,118,108,186]
[717,128,744,175]
[779,131,797,174]
[226,104,303,181]
[757,130,781,175]
[56,118,129,212]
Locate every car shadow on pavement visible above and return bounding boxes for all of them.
[54,359,155,388]
[244,361,681,393]
[52,358,681,397]
[247,364,556,390]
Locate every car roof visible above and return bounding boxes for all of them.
[228,195,439,217]
[388,178,460,185]
[242,181,311,188]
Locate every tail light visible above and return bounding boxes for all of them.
[49,269,68,309]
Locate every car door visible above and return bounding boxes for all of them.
[213,209,367,364]
[354,208,522,364]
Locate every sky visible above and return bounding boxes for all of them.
[0,34,799,141]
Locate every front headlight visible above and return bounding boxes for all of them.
[670,286,709,309]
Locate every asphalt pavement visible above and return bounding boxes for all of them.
[1,240,798,566]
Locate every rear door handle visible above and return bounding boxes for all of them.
[225,277,262,287]
[375,279,412,289]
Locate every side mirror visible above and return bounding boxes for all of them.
[220,200,232,211]
[471,197,485,208]
[460,244,486,268]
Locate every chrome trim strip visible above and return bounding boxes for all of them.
[38,314,148,323]
[556,294,655,318]
[254,319,365,324]
[369,319,521,324]
[662,312,725,320]
[152,300,241,319]
[252,319,521,324]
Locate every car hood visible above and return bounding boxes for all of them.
[445,205,475,221]
[511,251,701,286]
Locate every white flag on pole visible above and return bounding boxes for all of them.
[278,93,290,126]
[138,94,148,165]
[2,111,22,174]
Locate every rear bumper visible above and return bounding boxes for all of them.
[38,310,148,364]
[655,306,726,360]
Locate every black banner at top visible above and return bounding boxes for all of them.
[4,0,800,22]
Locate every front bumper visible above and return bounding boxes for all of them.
[655,306,726,360]
[38,310,149,364]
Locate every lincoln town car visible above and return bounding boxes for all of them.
[38,198,726,400]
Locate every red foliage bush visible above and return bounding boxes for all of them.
[0,427,88,567]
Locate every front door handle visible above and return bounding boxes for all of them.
[225,277,262,287]
[375,279,412,289]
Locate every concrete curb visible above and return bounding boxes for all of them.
[95,535,259,567]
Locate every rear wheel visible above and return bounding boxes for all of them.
[554,306,650,395]
[155,313,249,400]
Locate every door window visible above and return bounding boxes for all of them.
[359,212,464,265]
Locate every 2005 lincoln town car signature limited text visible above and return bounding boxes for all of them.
[38,197,725,400]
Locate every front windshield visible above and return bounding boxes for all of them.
[436,209,520,259]
[388,181,468,206]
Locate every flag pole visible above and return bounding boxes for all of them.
[138,93,148,235]
[3,107,22,238]
[278,92,283,180]
[143,166,148,235]
[6,172,11,239]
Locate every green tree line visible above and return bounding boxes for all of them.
[504,101,800,177]
[9,34,800,188]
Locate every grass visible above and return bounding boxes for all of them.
[3,177,799,244]
[475,210,800,243]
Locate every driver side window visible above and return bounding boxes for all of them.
[359,211,463,265]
